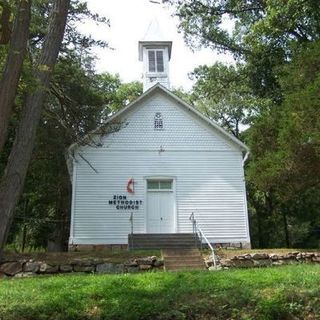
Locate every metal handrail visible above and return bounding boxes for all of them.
[189,212,217,268]
[129,212,133,250]
[129,212,133,235]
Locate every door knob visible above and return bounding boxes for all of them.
[160,217,163,220]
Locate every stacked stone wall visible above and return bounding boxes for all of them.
[0,256,164,278]
[205,252,320,269]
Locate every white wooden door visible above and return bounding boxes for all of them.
[147,180,174,233]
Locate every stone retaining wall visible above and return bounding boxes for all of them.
[0,256,164,278]
[2,251,319,278]
[205,252,320,269]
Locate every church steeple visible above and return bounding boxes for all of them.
[138,19,172,92]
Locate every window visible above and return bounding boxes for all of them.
[148,50,164,73]
[154,112,163,130]
[147,180,173,191]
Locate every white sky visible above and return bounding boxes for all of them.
[78,0,235,91]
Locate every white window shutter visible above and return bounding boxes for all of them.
[148,51,156,72]
[156,51,164,72]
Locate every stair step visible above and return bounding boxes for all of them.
[162,248,200,255]
[164,256,202,261]
[167,267,205,272]
[128,233,201,250]
[164,259,204,265]
[130,233,195,236]
[165,263,205,269]
[129,239,196,244]
[130,245,196,249]
[164,257,202,263]
[129,244,197,248]
[165,266,205,271]
[129,236,196,241]
[129,234,197,239]
[130,240,196,242]
[162,248,201,258]
[162,248,206,271]
[130,246,197,249]
[129,236,196,239]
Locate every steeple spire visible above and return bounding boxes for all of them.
[139,18,172,92]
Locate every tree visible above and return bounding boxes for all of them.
[0,0,70,259]
[166,0,320,247]
[7,62,142,251]
[189,63,266,138]
[0,0,31,153]
[164,0,320,100]
[0,0,141,252]
[0,0,12,44]
[246,41,320,247]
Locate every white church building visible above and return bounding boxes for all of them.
[67,21,251,250]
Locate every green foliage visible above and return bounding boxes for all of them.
[95,73,143,112]
[1,265,320,319]
[245,41,320,248]
[165,0,320,55]
[189,63,270,137]
[167,0,320,248]
[1,0,142,251]
[8,62,142,250]
[247,41,320,194]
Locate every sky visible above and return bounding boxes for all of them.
[78,0,235,91]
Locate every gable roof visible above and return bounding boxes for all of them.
[68,83,249,156]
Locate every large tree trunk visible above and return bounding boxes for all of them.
[0,0,70,260]
[0,0,31,153]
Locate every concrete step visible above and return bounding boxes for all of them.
[128,233,200,250]
[130,242,197,246]
[164,257,203,263]
[130,244,197,249]
[129,233,197,236]
[164,258,204,264]
[167,266,204,272]
[129,239,198,244]
[129,239,197,243]
[162,248,206,272]
[165,262,205,269]
[162,249,201,257]
[129,234,195,236]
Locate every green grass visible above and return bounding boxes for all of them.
[1,265,320,320]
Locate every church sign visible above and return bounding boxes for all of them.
[109,195,143,210]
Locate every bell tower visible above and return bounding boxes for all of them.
[139,19,172,92]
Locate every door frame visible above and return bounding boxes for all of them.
[144,176,177,233]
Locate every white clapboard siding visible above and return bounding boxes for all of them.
[100,94,232,151]
[70,90,250,245]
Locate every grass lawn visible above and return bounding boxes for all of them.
[1,265,320,320]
